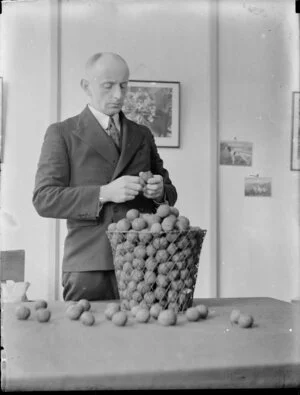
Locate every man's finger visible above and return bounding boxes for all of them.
[143,190,153,198]
[125,175,141,183]
[144,185,156,192]
[147,176,162,184]
[127,183,143,192]
[144,186,161,196]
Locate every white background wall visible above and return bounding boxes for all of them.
[218,0,300,301]
[1,0,56,300]
[1,0,299,302]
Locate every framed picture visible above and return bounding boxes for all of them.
[220,140,253,166]
[244,176,272,197]
[291,91,300,171]
[123,80,180,148]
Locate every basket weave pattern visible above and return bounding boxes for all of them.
[107,227,206,313]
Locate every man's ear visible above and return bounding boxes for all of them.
[80,79,91,96]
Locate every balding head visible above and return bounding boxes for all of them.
[84,52,129,80]
[81,52,130,115]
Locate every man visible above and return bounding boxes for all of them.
[32,52,177,301]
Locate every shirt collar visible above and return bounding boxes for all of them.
[88,104,120,131]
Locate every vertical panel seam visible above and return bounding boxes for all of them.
[49,0,61,300]
[209,0,220,298]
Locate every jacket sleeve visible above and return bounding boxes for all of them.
[148,129,178,207]
[32,123,100,220]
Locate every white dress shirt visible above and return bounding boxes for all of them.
[88,104,120,132]
[88,104,121,212]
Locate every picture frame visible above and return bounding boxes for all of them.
[123,80,180,148]
[244,176,272,197]
[291,91,300,171]
[220,140,253,166]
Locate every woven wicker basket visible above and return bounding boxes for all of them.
[106,227,207,313]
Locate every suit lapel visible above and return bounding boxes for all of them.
[72,106,119,165]
[112,112,144,180]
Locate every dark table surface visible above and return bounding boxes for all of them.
[1,297,300,390]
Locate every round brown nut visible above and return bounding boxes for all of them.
[230,309,241,324]
[15,305,31,320]
[104,303,120,320]
[112,311,128,326]
[78,299,91,312]
[80,311,95,326]
[136,308,150,323]
[196,304,209,319]
[186,307,201,322]
[34,300,48,310]
[238,313,254,328]
[158,309,177,326]
[150,303,163,319]
[66,304,84,320]
[37,308,51,323]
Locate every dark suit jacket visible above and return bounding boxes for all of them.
[33,106,177,272]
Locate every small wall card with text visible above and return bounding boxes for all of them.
[244,176,272,197]
[220,140,253,166]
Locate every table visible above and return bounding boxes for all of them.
[1,297,300,390]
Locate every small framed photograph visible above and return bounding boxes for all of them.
[123,80,180,148]
[291,91,300,171]
[244,177,272,197]
[220,140,253,166]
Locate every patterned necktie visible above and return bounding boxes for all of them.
[107,116,120,149]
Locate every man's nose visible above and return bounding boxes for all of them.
[112,85,122,100]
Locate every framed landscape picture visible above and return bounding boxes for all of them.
[123,80,180,148]
[291,91,300,171]
[244,177,272,197]
[220,140,253,166]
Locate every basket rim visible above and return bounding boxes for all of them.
[106,226,207,234]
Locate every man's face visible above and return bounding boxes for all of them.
[84,56,129,116]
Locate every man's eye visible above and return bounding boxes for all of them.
[103,83,113,89]
[121,83,128,90]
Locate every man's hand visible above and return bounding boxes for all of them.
[101,176,142,203]
[141,173,164,201]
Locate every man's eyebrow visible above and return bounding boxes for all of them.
[100,80,128,86]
